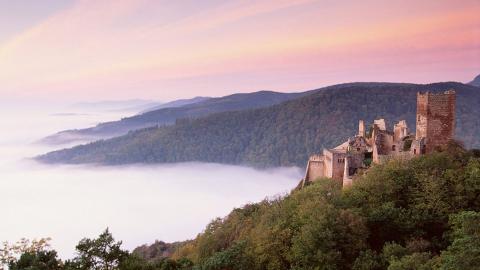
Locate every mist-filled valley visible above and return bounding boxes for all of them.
[1,1,479,268]
[0,102,301,258]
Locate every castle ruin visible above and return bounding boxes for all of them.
[302,90,456,188]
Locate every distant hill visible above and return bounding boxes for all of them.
[40,91,308,145]
[69,99,161,113]
[468,73,480,87]
[140,96,211,113]
[37,82,480,167]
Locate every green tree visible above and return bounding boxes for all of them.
[199,241,253,270]
[290,206,368,270]
[0,238,52,270]
[117,254,150,270]
[69,228,128,270]
[439,211,480,269]
[352,250,385,270]
[9,250,62,270]
[387,252,434,270]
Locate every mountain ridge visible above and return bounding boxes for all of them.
[468,73,480,87]
[140,96,211,113]
[37,81,480,167]
[40,90,310,145]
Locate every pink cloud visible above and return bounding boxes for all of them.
[0,0,478,101]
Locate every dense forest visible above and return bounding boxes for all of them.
[38,82,480,167]
[10,146,480,269]
[41,91,309,144]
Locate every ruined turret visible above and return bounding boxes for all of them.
[416,90,456,153]
[358,120,365,137]
[374,119,386,131]
[343,156,353,187]
[394,120,408,142]
[299,90,457,190]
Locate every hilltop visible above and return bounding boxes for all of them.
[468,73,480,87]
[37,82,480,167]
[133,149,480,269]
[140,96,211,113]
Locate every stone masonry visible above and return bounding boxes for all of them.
[301,90,456,188]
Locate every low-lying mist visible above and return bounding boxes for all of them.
[1,161,300,258]
[0,104,301,258]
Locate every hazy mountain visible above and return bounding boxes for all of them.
[40,91,310,145]
[468,74,480,87]
[37,82,480,167]
[69,99,162,113]
[141,96,211,113]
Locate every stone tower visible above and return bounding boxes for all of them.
[358,120,365,137]
[416,90,456,153]
[394,120,408,142]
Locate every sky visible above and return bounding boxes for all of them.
[0,0,479,102]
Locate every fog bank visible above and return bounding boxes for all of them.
[0,104,301,258]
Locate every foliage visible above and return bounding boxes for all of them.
[9,250,63,270]
[170,148,480,269]
[0,238,51,270]
[199,241,253,270]
[38,82,480,167]
[10,148,480,269]
[438,211,480,269]
[66,229,128,270]
[4,230,195,270]
[387,252,435,270]
[133,241,185,262]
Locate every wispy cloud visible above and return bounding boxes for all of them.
[0,0,478,101]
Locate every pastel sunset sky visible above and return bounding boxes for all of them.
[0,0,479,102]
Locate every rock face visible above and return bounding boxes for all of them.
[133,240,185,261]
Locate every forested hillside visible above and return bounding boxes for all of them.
[37,82,480,167]
[41,91,308,144]
[13,148,480,270]
[159,147,480,269]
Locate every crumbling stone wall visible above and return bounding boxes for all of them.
[372,126,394,163]
[348,152,364,170]
[374,119,387,131]
[304,155,325,182]
[416,93,429,140]
[349,136,368,153]
[416,90,456,153]
[394,120,408,142]
[348,136,368,168]
[301,90,456,189]
[410,138,425,156]
[323,149,346,180]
